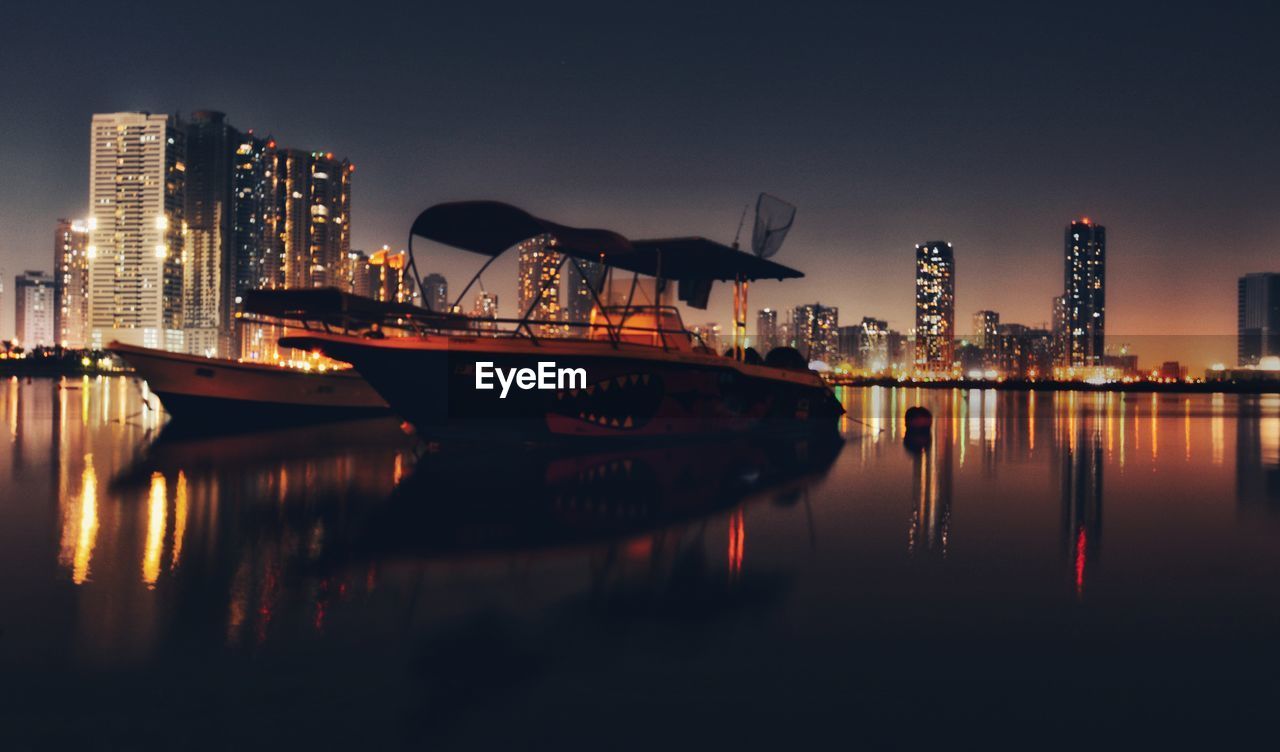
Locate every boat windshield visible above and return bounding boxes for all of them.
[586,306,696,351]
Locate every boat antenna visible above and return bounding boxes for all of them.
[731,193,797,358]
[731,203,750,249]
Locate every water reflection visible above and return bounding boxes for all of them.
[1237,394,1280,512]
[905,420,952,557]
[1061,423,1104,599]
[4,378,1280,746]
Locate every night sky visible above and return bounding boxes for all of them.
[2,1,1278,365]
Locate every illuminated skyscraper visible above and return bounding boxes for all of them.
[53,218,90,348]
[306,152,353,288]
[86,112,186,351]
[859,317,889,371]
[972,310,999,348]
[792,303,838,363]
[368,247,412,303]
[266,148,352,290]
[183,111,237,357]
[344,250,373,298]
[1238,272,1280,366]
[517,236,563,337]
[564,258,605,328]
[1052,294,1068,365]
[1063,219,1105,366]
[914,241,955,373]
[472,291,499,333]
[422,273,448,312]
[756,308,778,352]
[15,271,56,347]
[231,132,273,311]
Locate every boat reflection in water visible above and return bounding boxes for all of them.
[15,379,1280,746]
[319,430,843,563]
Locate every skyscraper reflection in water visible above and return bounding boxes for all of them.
[1236,394,1280,514]
[906,415,953,557]
[1061,423,1104,600]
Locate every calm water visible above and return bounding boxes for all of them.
[2,376,1280,748]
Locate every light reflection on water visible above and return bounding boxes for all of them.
[2,376,1280,746]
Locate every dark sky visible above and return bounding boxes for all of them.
[2,1,1278,364]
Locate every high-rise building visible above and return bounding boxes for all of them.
[1052,294,1068,365]
[836,324,862,365]
[306,152,353,288]
[973,310,999,349]
[993,323,1054,379]
[756,308,778,353]
[368,247,412,303]
[472,291,499,333]
[266,148,352,291]
[231,131,274,318]
[859,317,889,371]
[973,310,1000,367]
[1063,218,1105,366]
[183,111,238,357]
[15,271,55,347]
[564,259,605,330]
[422,273,448,312]
[87,112,186,351]
[792,303,838,363]
[1238,272,1280,366]
[517,236,563,337]
[54,218,90,348]
[914,241,955,373]
[344,250,374,298]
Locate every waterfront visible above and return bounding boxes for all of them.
[2,376,1280,747]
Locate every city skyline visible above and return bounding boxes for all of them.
[1,4,1279,368]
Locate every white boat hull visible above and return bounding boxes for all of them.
[108,342,389,425]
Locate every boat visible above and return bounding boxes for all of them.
[108,341,391,425]
[280,201,844,439]
[106,288,472,427]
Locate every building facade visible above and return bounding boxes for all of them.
[516,236,563,337]
[564,259,605,330]
[973,310,999,349]
[87,112,186,351]
[183,111,238,356]
[54,218,90,348]
[756,308,778,353]
[1063,219,1106,366]
[1238,273,1280,366]
[792,303,839,363]
[265,149,352,291]
[472,291,499,333]
[914,241,955,373]
[15,271,56,347]
[421,272,448,312]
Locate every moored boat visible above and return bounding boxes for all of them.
[282,201,844,439]
[108,341,390,425]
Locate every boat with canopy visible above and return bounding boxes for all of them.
[280,201,844,439]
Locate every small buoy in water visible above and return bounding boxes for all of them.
[905,406,932,431]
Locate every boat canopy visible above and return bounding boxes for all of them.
[410,201,804,283]
[242,288,467,328]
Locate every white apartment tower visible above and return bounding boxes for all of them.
[87,112,186,351]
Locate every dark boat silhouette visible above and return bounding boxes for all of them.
[283,201,844,439]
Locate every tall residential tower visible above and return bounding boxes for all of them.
[1238,272,1280,366]
[86,112,186,351]
[1063,218,1105,367]
[914,241,955,373]
[53,218,90,348]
